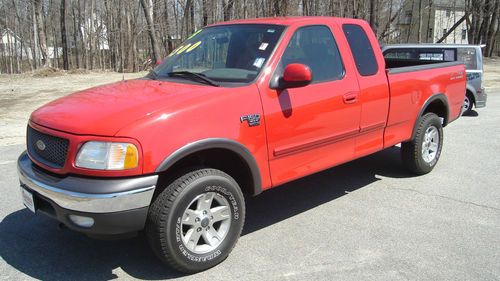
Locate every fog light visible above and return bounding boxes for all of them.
[69,215,95,228]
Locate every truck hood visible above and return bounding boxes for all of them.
[31,79,218,136]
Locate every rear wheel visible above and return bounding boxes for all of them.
[146,168,245,273]
[401,113,443,175]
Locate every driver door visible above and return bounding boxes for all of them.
[258,24,361,185]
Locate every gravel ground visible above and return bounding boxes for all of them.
[0,71,145,146]
[0,63,499,280]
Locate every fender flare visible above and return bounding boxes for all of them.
[411,94,450,140]
[155,138,262,195]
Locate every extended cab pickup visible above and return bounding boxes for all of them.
[17,17,466,273]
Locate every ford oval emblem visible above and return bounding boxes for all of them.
[36,140,46,151]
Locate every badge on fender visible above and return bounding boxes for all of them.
[240,114,261,127]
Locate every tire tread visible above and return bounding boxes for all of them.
[146,168,245,273]
[401,113,442,175]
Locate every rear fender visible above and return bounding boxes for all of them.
[411,94,449,140]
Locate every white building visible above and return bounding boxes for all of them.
[397,0,468,44]
[0,28,28,57]
[1,29,63,60]
[432,4,468,43]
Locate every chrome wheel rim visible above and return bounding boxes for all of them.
[463,96,470,113]
[180,192,231,254]
[421,126,439,163]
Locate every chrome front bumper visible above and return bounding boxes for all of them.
[17,152,158,213]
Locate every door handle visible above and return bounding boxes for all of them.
[343,92,358,104]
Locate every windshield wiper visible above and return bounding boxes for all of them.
[148,69,160,80]
[168,71,219,87]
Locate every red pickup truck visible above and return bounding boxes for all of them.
[17,17,465,273]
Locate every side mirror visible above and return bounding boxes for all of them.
[280,63,312,89]
[155,59,162,66]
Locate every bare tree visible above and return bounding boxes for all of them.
[485,0,499,56]
[224,0,235,21]
[369,0,378,36]
[140,0,161,63]
[202,0,209,26]
[60,0,69,70]
[272,0,288,16]
[417,0,423,43]
[466,0,499,56]
[0,0,499,73]
[34,0,50,67]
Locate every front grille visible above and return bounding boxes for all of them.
[27,126,69,168]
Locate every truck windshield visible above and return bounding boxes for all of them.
[152,24,285,84]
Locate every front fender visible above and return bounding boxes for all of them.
[155,138,262,195]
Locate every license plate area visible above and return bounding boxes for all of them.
[21,187,36,213]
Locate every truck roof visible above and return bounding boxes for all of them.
[209,16,366,27]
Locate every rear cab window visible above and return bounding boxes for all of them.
[342,24,378,76]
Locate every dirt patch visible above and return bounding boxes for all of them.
[484,57,500,90]
[67,68,90,75]
[0,71,145,146]
[32,67,64,78]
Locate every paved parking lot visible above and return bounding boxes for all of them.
[1,70,499,280]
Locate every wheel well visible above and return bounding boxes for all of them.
[422,98,448,126]
[466,89,475,105]
[154,148,256,199]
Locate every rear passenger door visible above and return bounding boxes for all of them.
[342,23,390,157]
[259,24,361,185]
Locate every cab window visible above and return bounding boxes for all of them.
[279,25,344,83]
[342,24,379,76]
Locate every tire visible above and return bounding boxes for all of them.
[462,93,473,115]
[146,168,245,273]
[401,113,443,175]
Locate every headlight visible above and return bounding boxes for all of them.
[76,141,138,170]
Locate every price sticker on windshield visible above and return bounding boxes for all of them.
[253,58,265,68]
[259,43,269,51]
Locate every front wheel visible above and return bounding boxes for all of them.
[146,168,245,273]
[401,113,443,175]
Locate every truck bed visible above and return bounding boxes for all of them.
[383,61,466,147]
